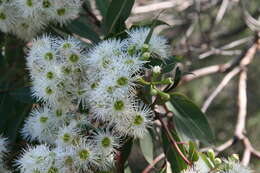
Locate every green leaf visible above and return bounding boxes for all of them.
[104,0,135,35]
[163,56,179,73]
[8,87,35,103]
[161,129,188,173]
[67,17,100,43]
[95,0,109,17]
[144,20,169,44]
[188,141,199,162]
[165,93,215,145]
[139,132,154,164]
[131,19,169,29]
[0,90,31,142]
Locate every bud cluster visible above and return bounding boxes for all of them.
[0,0,82,40]
[182,151,252,173]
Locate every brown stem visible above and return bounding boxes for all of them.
[156,112,192,166]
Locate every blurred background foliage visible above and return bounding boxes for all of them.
[0,0,260,172]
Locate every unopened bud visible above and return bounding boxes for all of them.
[214,158,222,165]
[231,154,239,162]
[141,44,149,53]
[207,149,215,161]
[152,66,161,74]
[140,52,151,61]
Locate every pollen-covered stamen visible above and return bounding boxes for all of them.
[101,137,111,148]
[65,156,73,166]
[133,114,144,126]
[78,149,89,160]
[113,100,125,111]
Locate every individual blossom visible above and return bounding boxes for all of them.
[72,138,100,172]
[15,144,56,173]
[127,27,171,59]
[21,107,57,144]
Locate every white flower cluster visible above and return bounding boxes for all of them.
[182,157,252,173]
[0,135,10,173]
[0,0,82,40]
[16,28,170,172]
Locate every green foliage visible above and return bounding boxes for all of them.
[103,0,135,35]
[139,131,154,164]
[67,17,100,43]
[165,93,215,145]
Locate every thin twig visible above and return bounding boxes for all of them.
[142,153,166,173]
[202,67,241,113]
[156,113,192,166]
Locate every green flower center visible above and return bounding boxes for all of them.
[45,86,53,95]
[40,116,48,123]
[62,43,71,49]
[78,149,89,160]
[26,0,33,7]
[47,167,58,173]
[55,109,62,117]
[107,86,114,94]
[77,90,85,96]
[102,58,110,68]
[44,52,53,61]
[0,12,6,20]
[65,156,73,166]
[125,59,134,64]
[101,137,111,148]
[133,114,144,126]
[33,169,41,173]
[69,54,79,63]
[62,133,71,143]
[113,100,124,111]
[57,8,66,16]
[91,82,98,89]
[46,71,54,79]
[42,0,51,8]
[117,77,128,86]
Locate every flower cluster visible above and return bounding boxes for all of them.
[0,0,82,40]
[16,27,170,172]
[0,135,10,173]
[182,153,252,173]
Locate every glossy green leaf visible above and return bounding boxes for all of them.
[144,20,169,44]
[95,0,109,17]
[67,17,100,43]
[161,129,188,173]
[104,0,135,35]
[139,132,154,164]
[165,93,214,145]
[8,87,35,103]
